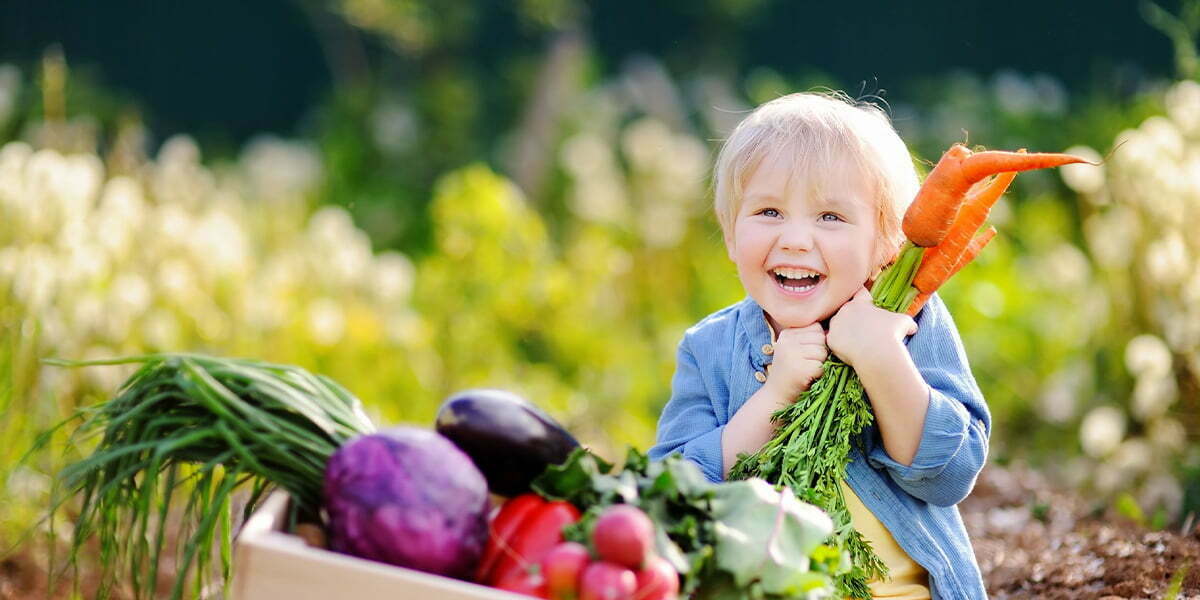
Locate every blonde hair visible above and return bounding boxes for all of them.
[713,91,919,268]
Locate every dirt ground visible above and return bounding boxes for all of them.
[961,464,1200,599]
[3,463,1199,599]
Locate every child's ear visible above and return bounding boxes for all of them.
[724,231,736,261]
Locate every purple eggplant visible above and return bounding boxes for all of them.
[435,389,580,496]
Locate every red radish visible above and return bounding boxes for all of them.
[579,562,637,600]
[541,541,591,600]
[592,505,655,569]
[633,555,679,600]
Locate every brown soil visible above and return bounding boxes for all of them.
[3,464,1199,599]
[962,463,1200,599]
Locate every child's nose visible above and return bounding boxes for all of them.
[777,223,814,251]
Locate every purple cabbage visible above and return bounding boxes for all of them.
[322,427,489,579]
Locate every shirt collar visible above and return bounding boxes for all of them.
[736,296,776,369]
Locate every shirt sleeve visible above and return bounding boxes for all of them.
[648,336,726,483]
[864,293,991,507]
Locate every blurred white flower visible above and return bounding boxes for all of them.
[991,69,1038,116]
[71,292,106,336]
[1184,270,1200,307]
[562,133,613,177]
[570,183,629,225]
[1110,438,1153,476]
[372,251,415,303]
[191,208,250,278]
[195,306,231,342]
[1132,374,1177,421]
[370,100,419,155]
[153,135,214,208]
[1147,417,1187,453]
[1083,207,1137,270]
[158,134,201,167]
[1080,405,1125,458]
[13,244,58,310]
[99,306,134,345]
[154,205,195,249]
[307,298,345,346]
[1125,333,1173,379]
[38,310,66,348]
[1060,145,1105,196]
[1029,73,1068,116]
[1165,80,1200,136]
[1140,473,1184,522]
[622,118,672,172]
[156,258,197,303]
[56,232,109,288]
[5,466,49,502]
[60,153,105,216]
[98,176,147,228]
[1141,116,1186,161]
[308,206,357,246]
[324,229,373,289]
[562,133,629,224]
[385,309,427,346]
[111,272,152,315]
[640,203,685,247]
[1037,243,1090,289]
[141,309,181,349]
[1037,362,1088,424]
[240,291,286,331]
[0,247,18,280]
[1144,232,1189,286]
[241,135,323,202]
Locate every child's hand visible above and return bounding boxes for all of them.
[827,287,918,369]
[765,323,828,399]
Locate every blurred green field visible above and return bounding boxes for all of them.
[2,3,1200,594]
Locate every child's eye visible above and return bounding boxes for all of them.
[820,212,843,222]
[758,208,781,218]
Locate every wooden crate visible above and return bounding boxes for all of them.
[233,491,523,600]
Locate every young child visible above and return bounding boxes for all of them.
[648,92,990,599]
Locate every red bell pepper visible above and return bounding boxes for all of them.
[476,493,581,589]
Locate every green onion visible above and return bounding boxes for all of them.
[728,243,925,600]
[42,353,377,600]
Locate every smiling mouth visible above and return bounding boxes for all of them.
[772,269,823,293]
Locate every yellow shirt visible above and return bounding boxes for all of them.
[841,480,931,599]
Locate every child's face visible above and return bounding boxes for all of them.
[726,148,881,332]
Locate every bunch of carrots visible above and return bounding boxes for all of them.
[729,143,1089,599]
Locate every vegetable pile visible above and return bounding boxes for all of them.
[728,144,1091,598]
[533,448,842,599]
[47,355,839,600]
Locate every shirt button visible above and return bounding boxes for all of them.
[754,371,767,383]
[761,344,774,355]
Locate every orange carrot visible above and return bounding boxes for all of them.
[902,144,972,248]
[903,144,1090,247]
[959,150,1088,183]
[947,226,996,279]
[906,227,997,316]
[911,170,1016,293]
[905,290,931,317]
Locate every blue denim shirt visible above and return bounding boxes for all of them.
[649,293,989,600]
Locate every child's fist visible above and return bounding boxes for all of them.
[765,323,828,400]
[827,287,918,369]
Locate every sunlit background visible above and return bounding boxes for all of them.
[1,0,1198,592]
